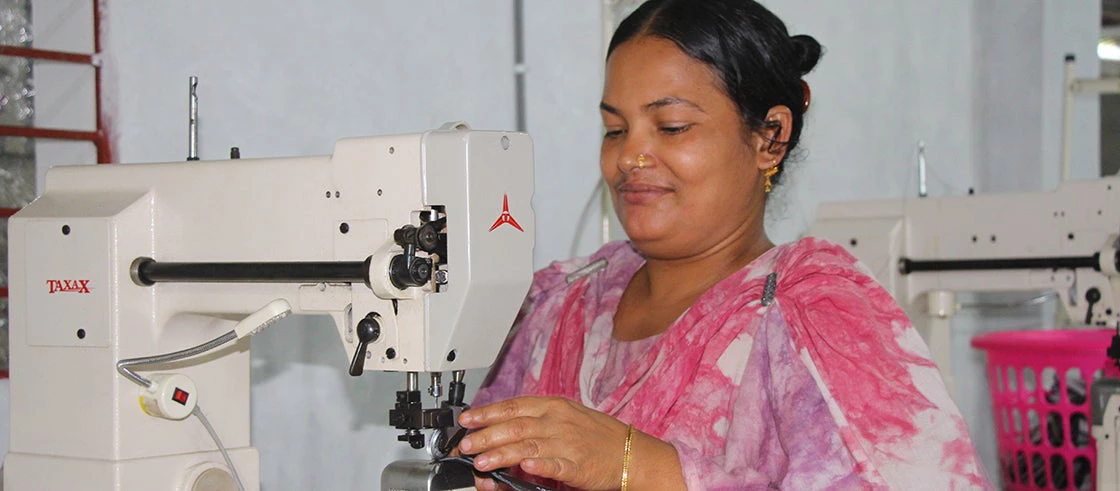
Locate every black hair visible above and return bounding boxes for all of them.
[608,0,822,186]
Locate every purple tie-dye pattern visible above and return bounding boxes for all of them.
[474,237,990,490]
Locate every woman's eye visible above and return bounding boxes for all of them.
[603,129,625,139]
[660,124,692,135]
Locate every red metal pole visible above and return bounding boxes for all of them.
[0,125,99,142]
[0,1,113,163]
[94,0,113,164]
[0,46,93,64]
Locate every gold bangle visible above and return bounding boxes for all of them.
[621,424,634,491]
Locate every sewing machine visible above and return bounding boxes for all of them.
[2,123,535,491]
[809,176,1120,489]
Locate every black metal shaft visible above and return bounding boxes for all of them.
[132,257,369,285]
[899,254,1099,275]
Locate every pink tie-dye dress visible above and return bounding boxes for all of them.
[473,237,990,490]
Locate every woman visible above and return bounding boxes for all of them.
[457,1,989,489]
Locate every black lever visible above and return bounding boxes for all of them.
[1086,288,1102,325]
[348,314,381,376]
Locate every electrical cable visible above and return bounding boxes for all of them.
[570,179,608,258]
[115,330,245,490]
[193,405,246,491]
[113,300,289,490]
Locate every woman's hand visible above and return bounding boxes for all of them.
[457,396,684,490]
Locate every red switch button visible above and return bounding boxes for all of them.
[172,388,190,406]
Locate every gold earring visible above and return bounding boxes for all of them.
[636,153,647,169]
[763,164,779,193]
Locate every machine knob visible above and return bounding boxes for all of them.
[400,430,426,449]
[393,223,443,254]
[416,222,441,253]
[394,226,418,248]
[389,254,432,289]
[411,260,431,283]
[1086,287,1103,325]
[348,314,381,376]
[1087,288,1103,304]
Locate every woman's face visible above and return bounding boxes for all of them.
[601,36,772,259]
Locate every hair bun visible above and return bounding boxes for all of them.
[789,34,822,75]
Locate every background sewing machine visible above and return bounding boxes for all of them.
[2,123,534,491]
[810,175,1120,489]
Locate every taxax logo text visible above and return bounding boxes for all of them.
[47,280,91,294]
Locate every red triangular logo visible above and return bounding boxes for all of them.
[489,194,523,232]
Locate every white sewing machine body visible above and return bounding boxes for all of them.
[811,177,1120,384]
[3,125,534,490]
[810,176,1120,489]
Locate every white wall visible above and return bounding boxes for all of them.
[105,1,516,162]
[975,0,1101,193]
[29,0,98,191]
[761,0,978,244]
[522,2,605,265]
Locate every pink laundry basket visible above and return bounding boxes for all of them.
[972,328,1116,490]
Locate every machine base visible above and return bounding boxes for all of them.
[381,459,475,491]
[2,447,259,491]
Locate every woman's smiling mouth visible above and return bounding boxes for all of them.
[617,181,674,205]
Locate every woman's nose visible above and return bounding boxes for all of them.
[616,132,654,174]
[618,152,652,174]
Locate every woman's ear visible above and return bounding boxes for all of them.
[754,105,793,170]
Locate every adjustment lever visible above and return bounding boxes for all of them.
[1086,288,1102,325]
[348,313,381,376]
